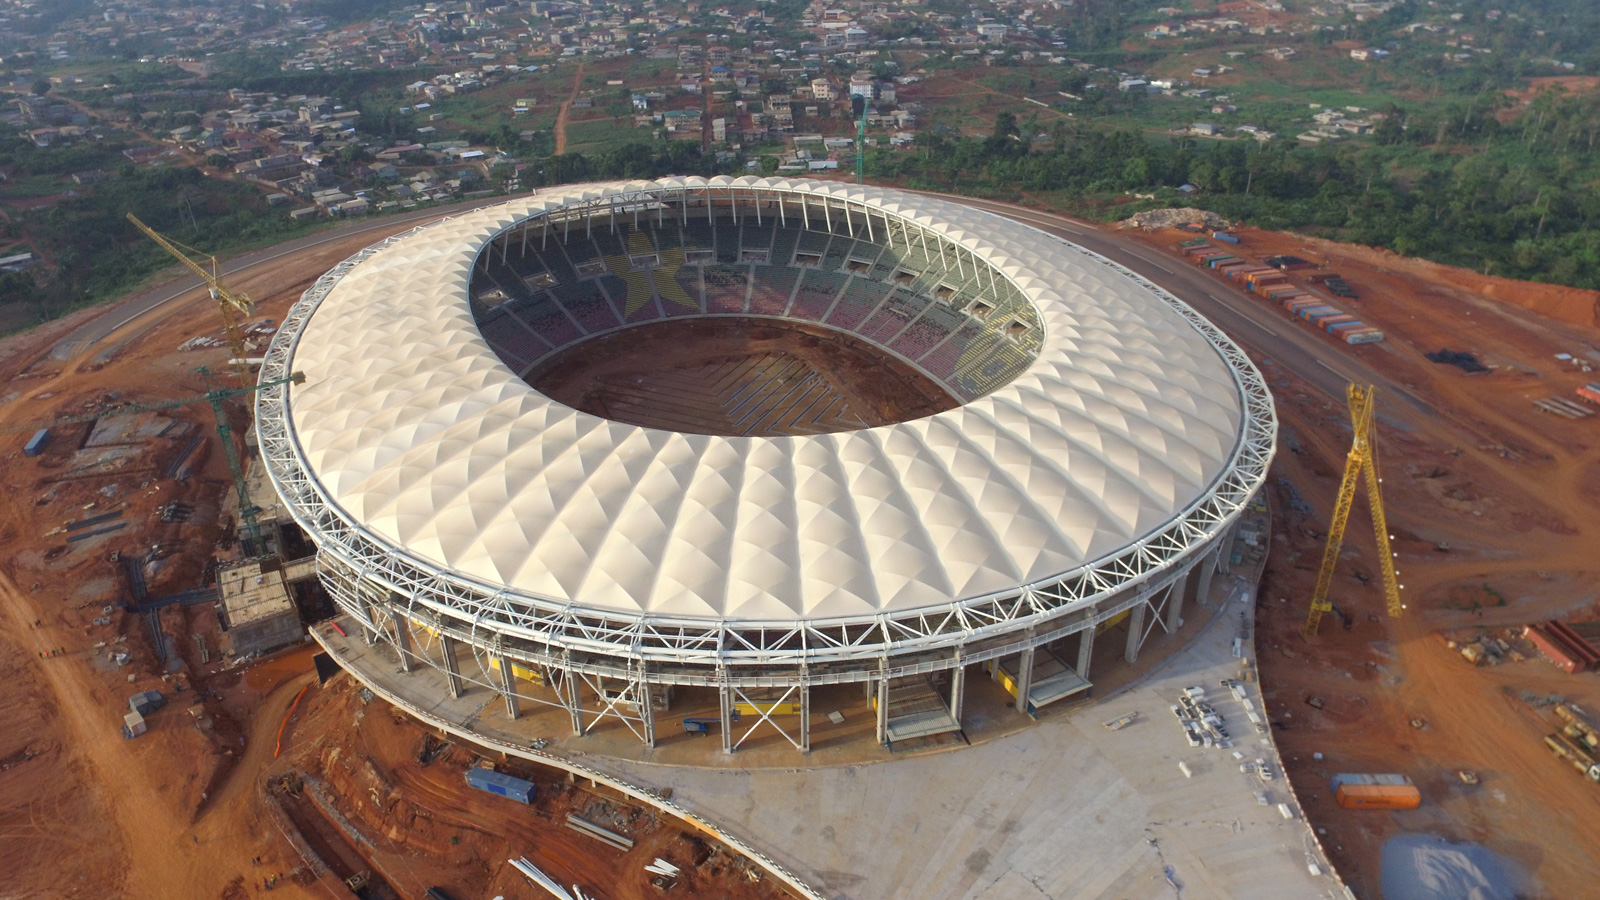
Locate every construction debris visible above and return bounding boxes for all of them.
[1118,207,1230,231]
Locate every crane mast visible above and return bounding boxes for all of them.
[125,213,256,381]
[1304,384,1404,636]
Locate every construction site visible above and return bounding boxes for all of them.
[0,178,1598,900]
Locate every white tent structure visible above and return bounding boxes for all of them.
[258,177,1274,752]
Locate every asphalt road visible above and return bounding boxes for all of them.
[50,193,530,359]
[931,194,1436,421]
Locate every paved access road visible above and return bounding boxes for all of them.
[929,194,1435,419]
[50,194,529,359]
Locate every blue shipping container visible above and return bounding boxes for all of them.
[465,767,535,804]
[1212,231,1241,244]
[23,428,49,457]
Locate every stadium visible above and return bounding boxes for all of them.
[256,176,1275,754]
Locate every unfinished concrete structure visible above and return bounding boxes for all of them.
[257,177,1275,753]
[217,560,303,657]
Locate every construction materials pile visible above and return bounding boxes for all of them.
[1545,704,1600,782]
[1119,208,1230,231]
[1425,349,1490,373]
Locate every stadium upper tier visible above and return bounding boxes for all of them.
[259,177,1271,640]
[467,212,1043,405]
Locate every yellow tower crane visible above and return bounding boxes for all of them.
[125,213,255,381]
[1303,384,1404,636]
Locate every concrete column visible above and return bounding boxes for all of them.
[1013,647,1036,714]
[439,633,464,698]
[719,679,734,754]
[1165,571,1188,633]
[389,609,413,673]
[799,681,811,753]
[496,654,520,720]
[875,671,889,745]
[1196,553,1217,605]
[1075,626,1096,680]
[949,662,966,724]
[639,678,656,748]
[564,666,585,737]
[1125,599,1147,664]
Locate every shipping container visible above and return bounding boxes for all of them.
[465,767,535,803]
[1331,773,1412,792]
[1523,624,1593,673]
[1212,231,1241,244]
[1319,315,1359,330]
[1335,784,1421,810]
[1344,329,1385,344]
[1577,384,1600,405]
[23,428,49,457]
[1328,321,1369,335]
[123,711,146,739]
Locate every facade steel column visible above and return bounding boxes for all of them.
[719,677,734,754]
[639,679,656,748]
[798,681,811,753]
[875,671,889,745]
[949,661,966,724]
[360,598,380,645]
[1125,601,1147,664]
[564,664,584,736]
[496,653,520,720]
[1165,570,1189,633]
[389,608,413,673]
[439,632,464,698]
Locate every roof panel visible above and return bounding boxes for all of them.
[284,179,1250,622]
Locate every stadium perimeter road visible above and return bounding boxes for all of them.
[48,194,529,360]
[929,194,1434,424]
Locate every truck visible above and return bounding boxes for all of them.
[128,690,166,717]
[23,428,49,457]
[465,766,535,803]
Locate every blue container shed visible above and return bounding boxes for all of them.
[465,767,535,804]
[23,428,49,457]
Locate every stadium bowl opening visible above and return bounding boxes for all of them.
[258,177,1275,757]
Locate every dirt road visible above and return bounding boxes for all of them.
[554,62,585,156]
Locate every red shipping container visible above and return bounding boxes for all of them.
[1525,624,1581,673]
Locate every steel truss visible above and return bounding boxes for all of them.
[256,178,1275,700]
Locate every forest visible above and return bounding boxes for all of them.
[868,87,1600,289]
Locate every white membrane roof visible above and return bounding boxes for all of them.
[285,178,1246,622]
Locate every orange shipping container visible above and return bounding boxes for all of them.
[1335,784,1420,810]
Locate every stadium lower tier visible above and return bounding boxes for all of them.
[312,525,1244,754]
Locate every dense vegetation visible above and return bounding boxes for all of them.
[870,93,1600,288]
[0,136,315,325]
